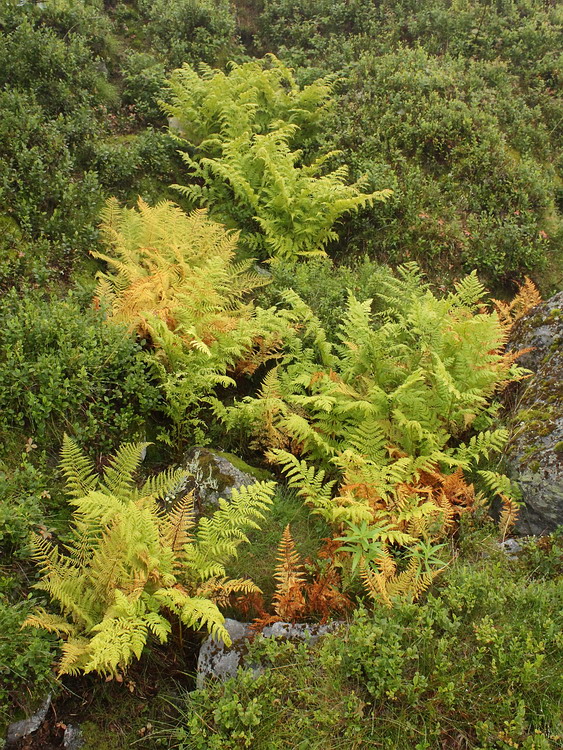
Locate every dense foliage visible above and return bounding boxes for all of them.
[0,291,161,455]
[24,437,275,677]
[166,537,563,749]
[215,264,525,601]
[167,57,391,260]
[255,0,562,283]
[0,0,561,744]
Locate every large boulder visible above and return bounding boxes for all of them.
[167,447,271,517]
[504,292,563,535]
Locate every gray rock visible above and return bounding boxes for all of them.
[168,447,267,516]
[63,724,84,750]
[498,538,523,559]
[196,618,343,689]
[197,619,253,688]
[504,292,563,535]
[5,694,51,747]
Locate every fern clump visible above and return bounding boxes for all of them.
[164,55,333,153]
[94,197,269,359]
[165,55,392,261]
[24,436,275,678]
[93,197,288,442]
[215,265,528,603]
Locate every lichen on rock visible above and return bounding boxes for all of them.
[504,292,563,535]
[167,447,271,517]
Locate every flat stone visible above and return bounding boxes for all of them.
[196,618,254,689]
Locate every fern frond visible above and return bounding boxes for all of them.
[498,495,520,540]
[60,434,98,498]
[100,442,150,500]
[478,470,522,501]
[58,637,90,677]
[360,564,392,607]
[23,609,78,637]
[163,491,196,553]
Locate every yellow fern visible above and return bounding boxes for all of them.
[23,439,275,677]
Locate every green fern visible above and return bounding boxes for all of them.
[218,265,527,600]
[165,55,391,261]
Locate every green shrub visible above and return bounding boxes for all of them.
[36,0,119,61]
[0,291,162,455]
[0,451,52,560]
[325,48,559,281]
[0,89,104,274]
[165,547,563,749]
[254,256,394,337]
[257,0,562,85]
[0,16,114,116]
[0,3,181,281]
[91,130,177,196]
[0,595,58,732]
[121,51,167,125]
[252,1,562,283]
[138,0,239,68]
[0,217,54,292]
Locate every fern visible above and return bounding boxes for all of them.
[24,440,275,677]
[59,434,98,499]
[491,277,541,330]
[217,266,527,604]
[165,56,391,261]
[164,55,334,155]
[477,470,522,501]
[93,197,291,443]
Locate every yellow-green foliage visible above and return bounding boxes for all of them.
[214,264,527,602]
[94,197,269,362]
[24,436,275,678]
[164,55,333,152]
[93,197,288,442]
[165,55,391,260]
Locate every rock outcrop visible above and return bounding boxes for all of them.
[504,292,563,535]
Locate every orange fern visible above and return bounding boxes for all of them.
[498,494,520,540]
[272,525,307,620]
[492,277,541,331]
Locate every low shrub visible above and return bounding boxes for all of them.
[0,291,162,455]
[0,451,52,560]
[164,544,563,749]
[121,51,167,125]
[137,0,239,68]
[325,48,559,281]
[0,595,58,732]
[254,256,394,337]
